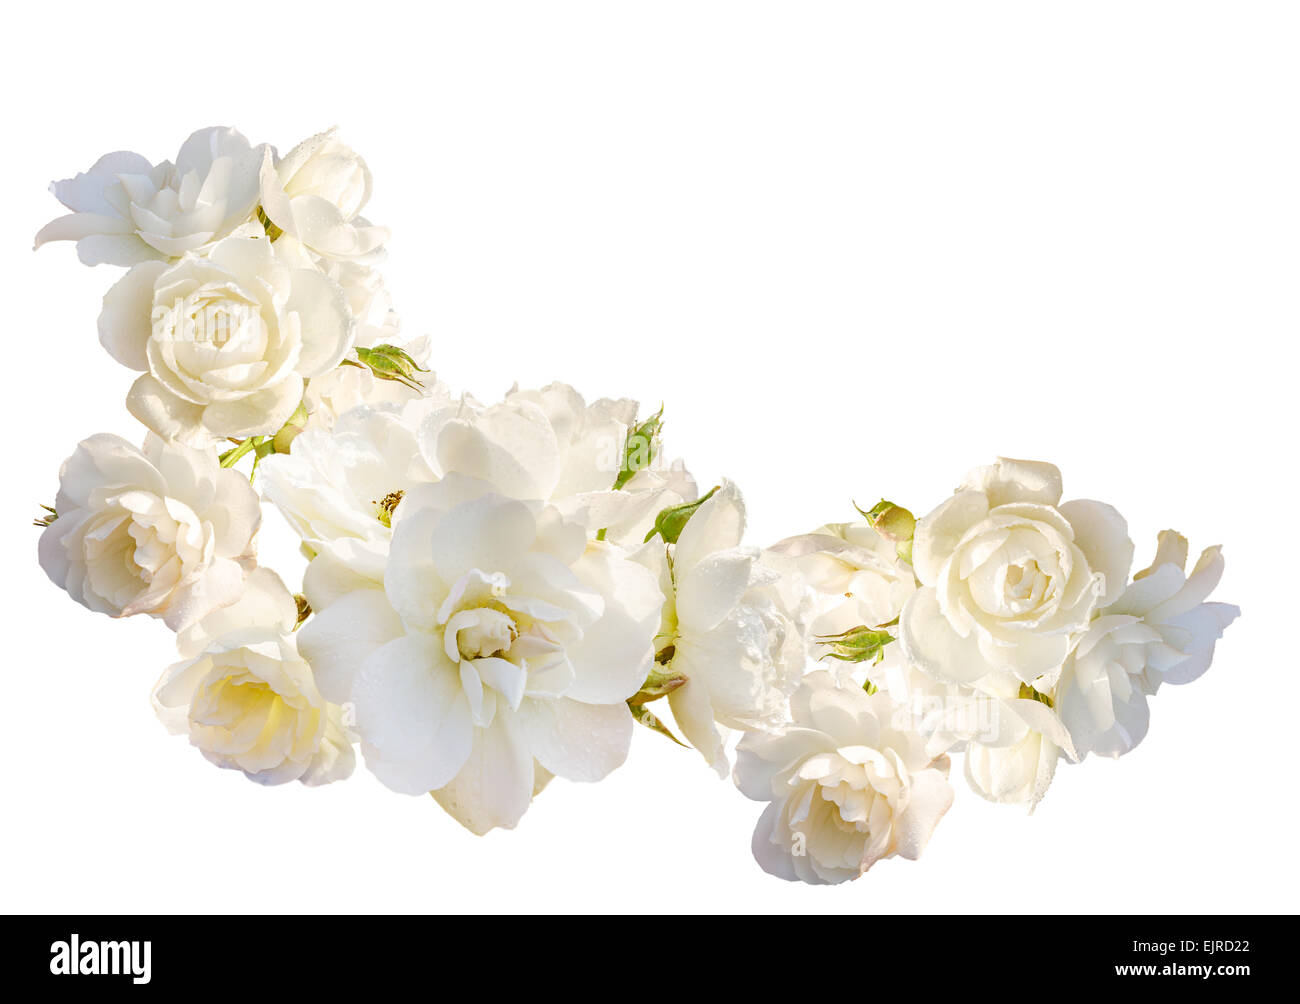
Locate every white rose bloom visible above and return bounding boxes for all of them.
[771,519,917,683]
[501,382,697,543]
[35,126,267,267]
[638,481,807,775]
[257,400,445,588]
[99,235,353,445]
[900,458,1134,687]
[262,384,683,615]
[155,567,353,787]
[1057,531,1239,760]
[735,671,953,885]
[39,433,259,630]
[297,474,663,833]
[259,128,388,263]
[274,382,685,548]
[881,657,1078,809]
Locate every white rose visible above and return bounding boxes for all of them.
[154,568,353,787]
[259,128,388,262]
[1057,531,1239,759]
[771,519,917,685]
[419,385,690,534]
[297,474,663,833]
[638,481,807,775]
[879,653,1079,809]
[261,380,690,635]
[99,235,353,445]
[900,458,1134,686]
[39,433,260,630]
[35,126,267,267]
[257,400,443,587]
[735,671,953,885]
[416,390,579,504]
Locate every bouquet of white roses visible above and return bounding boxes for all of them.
[34,126,1239,885]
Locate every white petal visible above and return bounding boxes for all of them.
[893,768,954,860]
[354,635,474,795]
[912,490,989,585]
[431,713,535,834]
[1058,498,1133,606]
[564,545,661,704]
[297,588,404,704]
[675,549,753,635]
[961,458,1064,508]
[287,268,354,377]
[98,261,167,371]
[672,479,745,575]
[898,588,990,685]
[126,374,208,444]
[518,697,632,782]
[668,677,728,776]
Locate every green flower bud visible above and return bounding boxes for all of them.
[613,405,663,491]
[644,486,719,544]
[857,499,916,565]
[816,624,895,666]
[348,344,429,391]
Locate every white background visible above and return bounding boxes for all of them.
[1,2,1294,914]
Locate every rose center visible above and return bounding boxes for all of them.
[1003,560,1048,610]
[449,607,519,661]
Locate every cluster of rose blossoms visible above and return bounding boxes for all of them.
[35,127,1240,885]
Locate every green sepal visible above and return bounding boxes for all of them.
[628,666,687,706]
[272,399,309,455]
[1018,682,1054,708]
[628,701,688,747]
[644,485,719,544]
